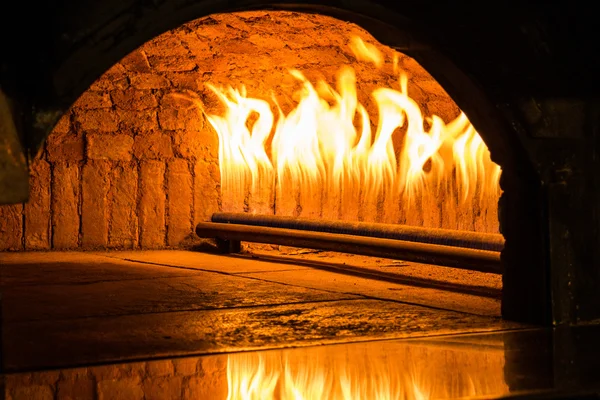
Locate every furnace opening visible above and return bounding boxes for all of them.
[0,11,502,253]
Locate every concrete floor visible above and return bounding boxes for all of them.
[12,249,595,399]
[0,249,511,372]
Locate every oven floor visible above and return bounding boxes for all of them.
[2,250,598,399]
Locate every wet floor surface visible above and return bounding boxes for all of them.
[3,326,600,399]
[1,251,599,399]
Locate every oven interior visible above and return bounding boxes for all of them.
[1,8,599,400]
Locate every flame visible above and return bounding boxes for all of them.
[349,36,384,68]
[187,36,501,227]
[226,353,280,400]
[225,345,509,400]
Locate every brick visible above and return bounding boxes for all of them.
[163,72,201,91]
[186,18,232,41]
[426,99,460,123]
[112,88,157,111]
[215,39,259,55]
[142,33,189,57]
[271,47,348,68]
[10,385,54,400]
[73,91,112,109]
[400,56,431,80]
[178,32,211,58]
[173,129,217,159]
[87,133,134,161]
[117,110,158,133]
[108,162,138,248]
[172,358,197,376]
[130,73,170,90]
[183,375,227,400]
[120,362,146,377]
[0,204,23,250]
[93,363,143,382]
[91,365,119,382]
[46,131,85,162]
[57,375,95,400]
[97,378,143,400]
[167,159,192,246]
[158,93,204,131]
[90,63,129,91]
[412,79,446,97]
[147,360,174,377]
[25,159,51,249]
[133,132,173,159]
[4,373,32,388]
[52,112,71,134]
[30,370,60,385]
[139,161,166,248]
[198,355,227,376]
[75,109,119,132]
[184,356,227,399]
[82,161,110,248]
[148,55,197,72]
[158,107,203,132]
[52,163,80,249]
[194,159,220,222]
[247,33,287,50]
[143,376,183,400]
[211,13,255,28]
[121,50,152,73]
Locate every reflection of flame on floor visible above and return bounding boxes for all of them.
[226,342,509,400]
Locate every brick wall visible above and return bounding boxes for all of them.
[0,11,499,251]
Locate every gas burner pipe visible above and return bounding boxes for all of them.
[196,216,502,274]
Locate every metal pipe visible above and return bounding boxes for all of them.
[196,222,503,274]
[211,212,505,252]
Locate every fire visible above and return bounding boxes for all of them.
[225,347,508,400]
[186,36,501,228]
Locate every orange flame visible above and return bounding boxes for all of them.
[190,36,501,226]
[225,346,509,400]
